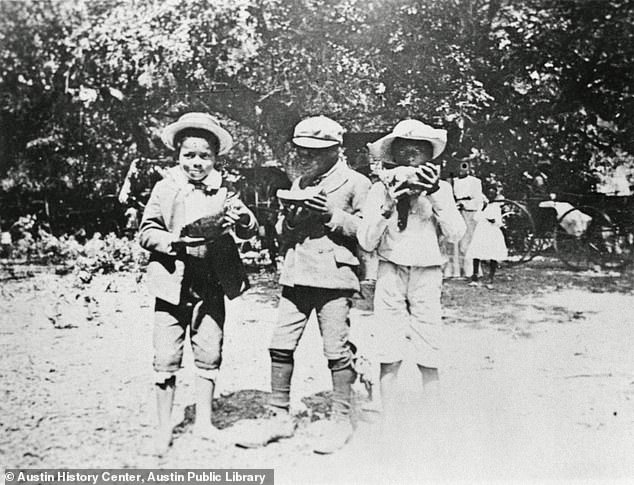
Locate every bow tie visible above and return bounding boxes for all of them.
[188,179,209,191]
[188,180,219,196]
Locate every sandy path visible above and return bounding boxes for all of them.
[1,265,633,483]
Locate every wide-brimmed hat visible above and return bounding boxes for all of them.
[292,116,344,148]
[161,112,233,155]
[368,119,447,162]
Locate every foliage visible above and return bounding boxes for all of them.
[1,0,632,212]
[73,232,148,279]
[6,217,147,276]
[477,0,634,194]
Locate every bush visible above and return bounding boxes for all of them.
[73,232,147,281]
[5,217,147,279]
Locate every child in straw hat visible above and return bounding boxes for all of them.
[139,112,258,454]
[357,119,465,424]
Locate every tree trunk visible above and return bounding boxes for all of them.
[199,82,301,161]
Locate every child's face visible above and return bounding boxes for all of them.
[295,146,339,185]
[178,136,216,181]
[391,139,434,168]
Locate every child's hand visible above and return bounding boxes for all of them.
[381,180,411,218]
[284,206,312,228]
[222,206,250,228]
[387,179,412,200]
[303,193,334,222]
[415,163,440,194]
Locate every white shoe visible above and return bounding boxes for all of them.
[312,419,354,454]
[233,413,295,448]
[192,423,231,444]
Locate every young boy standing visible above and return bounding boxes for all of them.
[235,116,370,454]
[357,119,465,422]
[139,112,258,455]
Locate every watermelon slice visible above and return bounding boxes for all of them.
[180,212,226,240]
[276,186,322,204]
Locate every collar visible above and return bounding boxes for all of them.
[314,160,348,190]
[317,160,343,181]
[169,166,223,191]
[294,160,349,194]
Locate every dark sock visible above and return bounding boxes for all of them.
[489,260,498,281]
[269,349,294,412]
[157,375,176,390]
[472,259,480,280]
[329,359,357,419]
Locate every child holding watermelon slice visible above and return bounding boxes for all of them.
[357,119,465,425]
[139,112,258,455]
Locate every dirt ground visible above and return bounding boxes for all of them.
[1,259,633,484]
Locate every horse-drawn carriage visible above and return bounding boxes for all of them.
[492,190,634,270]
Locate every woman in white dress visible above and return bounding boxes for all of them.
[467,188,508,285]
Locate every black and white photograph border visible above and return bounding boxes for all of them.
[1,1,634,484]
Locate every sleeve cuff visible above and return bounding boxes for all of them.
[163,233,180,255]
[428,185,452,211]
[325,208,346,230]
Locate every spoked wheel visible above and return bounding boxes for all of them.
[493,199,537,265]
[615,223,634,269]
[554,206,632,271]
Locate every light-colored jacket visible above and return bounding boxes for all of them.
[357,180,465,267]
[277,161,371,290]
[452,175,484,212]
[139,166,257,304]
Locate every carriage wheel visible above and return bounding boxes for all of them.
[614,222,634,269]
[493,199,537,266]
[554,206,631,271]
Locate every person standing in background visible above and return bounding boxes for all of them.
[0,220,13,259]
[451,160,485,278]
[466,186,508,288]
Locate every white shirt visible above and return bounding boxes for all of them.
[168,167,224,224]
[357,180,466,267]
[452,175,484,212]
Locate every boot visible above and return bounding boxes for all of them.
[233,409,295,448]
[312,362,356,454]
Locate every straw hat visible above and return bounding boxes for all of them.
[368,119,447,163]
[161,112,233,155]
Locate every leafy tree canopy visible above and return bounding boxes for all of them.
[0,0,632,222]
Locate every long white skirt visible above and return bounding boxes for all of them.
[466,221,508,261]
